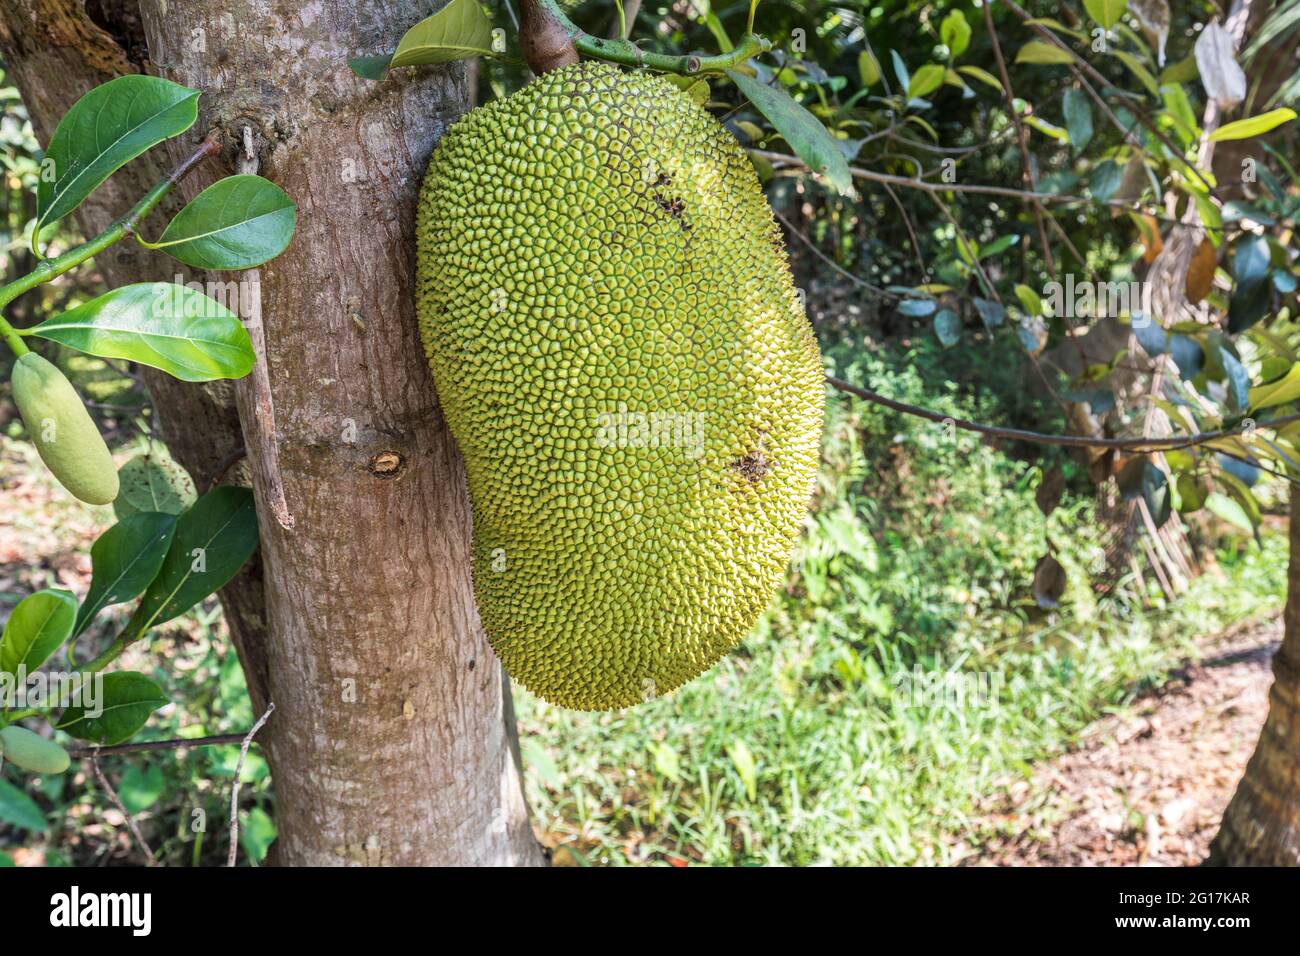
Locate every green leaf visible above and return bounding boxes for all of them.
[240,806,278,864]
[1229,235,1274,334]
[1117,458,1171,527]
[1176,473,1208,513]
[889,50,911,91]
[127,486,260,635]
[933,309,961,347]
[858,49,881,86]
[726,70,852,196]
[1015,40,1076,66]
[1084,0,1129,30]
[897,298,936,317]
[35,76,199,244]
[74,513,178,637]
[1063,88,1094,151]
[974,297,1006,327]
[0,778,47,833]
[0,589,76,677]
[940,10,971,57]
[908,64,946,99]
[1113,50,1159,96]
[1248,362,1300,411]
[31,283,254,382]
[1015,284,1044,315]
[118,764,166,814]
[57,671,168,746]
[1209,108,1298,142]
[114,450,197,521]
[348,55,394,80]
[958,65,1003,92]
[390,0,498,68]
[143,175,295,270]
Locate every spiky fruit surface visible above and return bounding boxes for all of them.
[416,61,824,710]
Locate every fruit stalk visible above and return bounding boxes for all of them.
[517,0,770,75]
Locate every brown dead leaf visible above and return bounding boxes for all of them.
[1185,238,1218,303]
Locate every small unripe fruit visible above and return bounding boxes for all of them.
[0,724,71,775]
[11,352,119,505]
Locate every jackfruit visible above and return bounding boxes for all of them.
[416,61,824,710]
[0,724,71,775]
[11,353,119,505]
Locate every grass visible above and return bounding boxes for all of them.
[0,340,1287,866]
[513,341,1288,866]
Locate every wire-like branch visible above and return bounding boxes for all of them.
[92,753,158,866]
[228,702,274,868]
[825,374,1300,453]
[66,732,250,759]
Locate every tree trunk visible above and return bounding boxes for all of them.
[2,0,543,866]
[1209,488,1300,865]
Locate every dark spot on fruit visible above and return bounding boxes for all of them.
[729,450,770,483]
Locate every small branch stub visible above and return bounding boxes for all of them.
[518,0,579,74]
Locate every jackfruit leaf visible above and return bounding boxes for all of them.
[1209,108,1298,142]
[1216,472,1262,536]
[958,65,1003,92]
[1015,283,1044,316]
[1113,50,1159,96]
[1015,40,1075,65]
[897,298,936,317]
[1195,22,1247,110]
[74,513,178,638]
[141,175,296,270]
[889,50,910,90]
[351,0,498,77]
[908,64,946,99]
[0,779,47,833]
[1084,0,1128,29]
[1204,490,1255,535]
[1220,349,1251,412]
[1161,83,1200,145]
[1132,317,1167,356]
[125,487,260,636]
[118,765,166,814]
[30,283,254,382]
[973,297,1005,328]
[348,55,394,80]
[114,451,197,521]
[1032,554,1067,608]
[1168,333,1204,380]
[1248,362,1300,411]
[858,49,881,86]
[1228,235,1274,333]
[1088,160,1124,201]
[0,589,76,677]
[933,309,961,346]
[940,10,971,56]
[1063,88,1093,151]
[57,671,168,746]
[34,76,199,248]
[725,70,852,195]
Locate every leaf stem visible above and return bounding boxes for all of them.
[0,132,222,347]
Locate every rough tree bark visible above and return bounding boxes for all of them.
[2,0,543,865]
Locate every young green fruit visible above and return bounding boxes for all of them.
[0,724,71,775]
[11,352,119,505]
[417,62,824,709]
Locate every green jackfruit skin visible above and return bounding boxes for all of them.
[0,725,71,775]
[417,62,824,710]
[12,353,119,505]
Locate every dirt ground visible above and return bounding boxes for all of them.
[970,616,1280,866]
